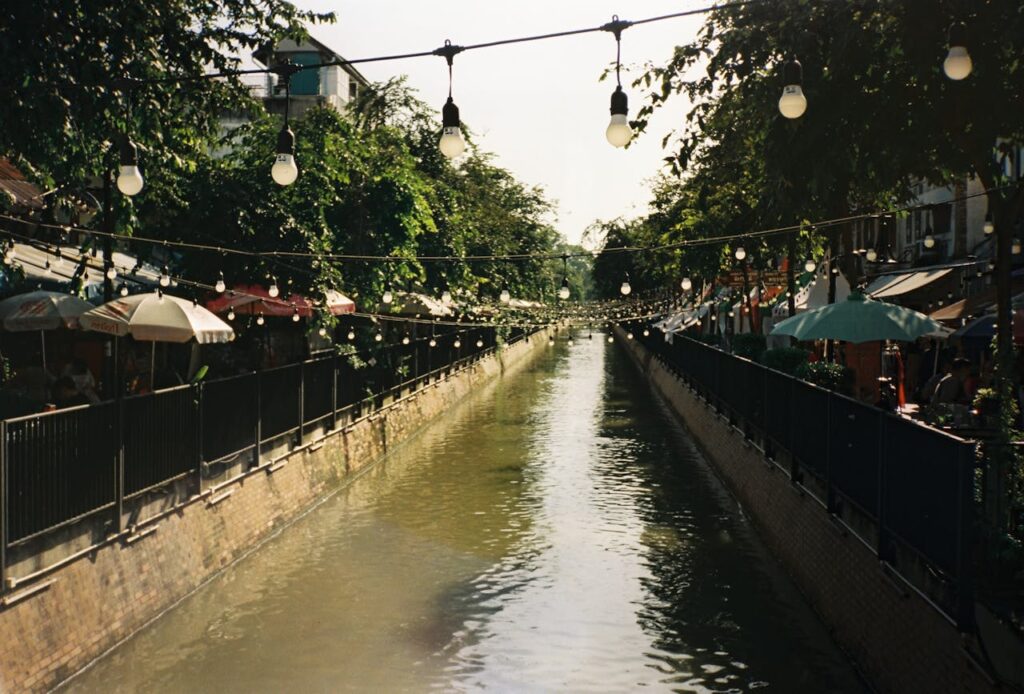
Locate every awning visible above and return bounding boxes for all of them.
[930,281,1024,323]
[867,268,953,299]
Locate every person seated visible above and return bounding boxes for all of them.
[51,376,90,409]
[61,358,101,404]
[932,358,971,405]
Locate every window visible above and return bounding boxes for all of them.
[348,81,358,100]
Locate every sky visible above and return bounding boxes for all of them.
[293,1,704,246]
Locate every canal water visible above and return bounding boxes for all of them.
[66,337,865,693]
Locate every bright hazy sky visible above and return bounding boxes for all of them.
[294,1,703,246]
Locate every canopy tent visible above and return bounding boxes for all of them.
[379,292,453,317]
[206,285,355,317]
[771,292,947,344]
[3,240,165,299]
[0,290,95,373]
[771,271,852,318]
[930,284,1024,324]
[864,268,953,300]
[953,311,1024,343]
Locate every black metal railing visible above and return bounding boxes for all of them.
[0,327,526,587]
[634,327,976,628]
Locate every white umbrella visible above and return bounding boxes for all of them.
[79,292,234,390]
[0,290,95,373]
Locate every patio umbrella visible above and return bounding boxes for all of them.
[771,292,946,344]
[79,292,234,390]
[0,290,94,372]
[953,311,1024,343]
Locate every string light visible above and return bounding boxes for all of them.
[429,337,437,347]
[605,17,633,148]
[454,338,462,348]
[257,313,265,325]
[374,331,383,342]
[804,258,816,272]
[292,307,300,322]
[923,234,936,249]
[607,334,614,343]
[116,138,144,196]
[437,41,466,159]
[735,246,746,261]
[348,329,356,340]
[476,337,484,348]
[159,265,170,287]
[499,286,511,304]
[271,68,299,186]
[943,22,972,80]
[865,248,878,262]
[441,288,452,303]
[268,277,279,298]
[105,265,117,280]
[382,288,393,304]
[620,273,632,296]
[215,272,226,293]
[778,58,807,119]
[681,277,692,292]
[318,326,328,337]
[227,308,236,321]
[1013,239,1022,256]
[119,283,129,297]
[984,213,994,235]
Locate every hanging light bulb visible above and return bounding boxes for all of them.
[227,308,236,321]
[347,329,356,341]
[606,86,633,148]
[983,213,994,235]
[429,338,437,348]
[558,277,571,301]
[607,334,614,343]
[923,234,936,249]
[402,334,411,345]
[620,275,632,296]
[1014,239,1022,255]
[318,326,327,337]
[476,337,484,348]
[105,265,117,281]
[119,283,129,297]
[804,258,816,273]
[271,126,298,186]
[215,272,226,293]
[735,246,747,261]
[681,277,692,292]
[499,286,511,304]
[116,138,144,196]
[159,265,170,287]
[643,329,650,337]
[441,288,452,303]
[454,338,462,348]
[292,308,300,322]
[778,58,807,119]
[256,313,265,326]
[268,278,279,298]
[865,248,878,262]
[627,331,634,340]
[374,332,383,342]
[439,97,466,159]
[943,22,972,81]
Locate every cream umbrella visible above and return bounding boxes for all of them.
[0,290,95,373]
[79,292,234,390]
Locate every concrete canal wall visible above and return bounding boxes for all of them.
[0,333,550,693]
[618,330,997,694]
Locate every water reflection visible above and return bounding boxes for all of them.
[66,338,864,693]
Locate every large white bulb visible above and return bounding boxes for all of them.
[865,248,878,262]
[681,277,692,292]
[117,166,144,196]
[476,339,483,348]
[454,339,461,349]
[441,289,452,303]
[268,282,279,298]
[778,85,807,119]
[499,288,510,304]
[215,278,226,293]
[439,127,465,159]
[606,114,633,148]
[924,235,936,249]
[347,330,356,341]
[620,281,632,296]
[943,46,972,81]
[558,285,570,300]
[983,215,994,235]
[382,289,393,305]
[271,153,298,186]
[804,259,816,273]
[735,246,747,261]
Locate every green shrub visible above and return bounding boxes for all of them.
[761,347,810,375]
[732,333,767,360]
[796,361,851,393]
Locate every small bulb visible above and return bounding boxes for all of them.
[382,290,393,305]
[620,281,632,296]
[607,335,614,343]
[627,332,634,340]
[476,339,484,348]
[271,153,298,186]
[606,114,633,148]
[374,332,383,342]
[1014,239,1022,256]
[865,248,878,262]
[347,330,356,341]
[454,339,462,348]
[292,310,300,322]
[558,285,570,300]
[257,314,265,326]
[159,266,170,287]
[804,259,816,273]
[117,165,144,196]
[318,327,327,337]
[227,309,236,321]
[983,214,994,235]
[499,288,510,304]
[681,277,692,292]
[215,273,226,293]
[568,337,574,345]
[429,338,437,348]
[119,284,129,297]
[268,281,279,298]
[924,235,936,249]
[402,335,410,345]
[643,329,650,337]
[735,246,747,261]
[943,46,972,81]
[441,289,452,303]
[439,127,465,159]
[106,266,117,280]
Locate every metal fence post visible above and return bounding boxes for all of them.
[331,354,339,430]
[116,394,125,533]
[298,362,305,444]
[1,420,7,590]
[825,394,837,513]
[955,442,977,630]
[196,383,204,494]
[254,368,262,467]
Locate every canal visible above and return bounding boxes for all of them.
[66,337,865,692]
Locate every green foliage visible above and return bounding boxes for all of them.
[731,333,766,361]
[761,347,809,375]
[796,361,851,393]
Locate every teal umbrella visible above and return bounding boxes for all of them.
[770,292,947,343]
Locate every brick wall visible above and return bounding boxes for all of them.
[617,331,997,694]
[0,334,549,693]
